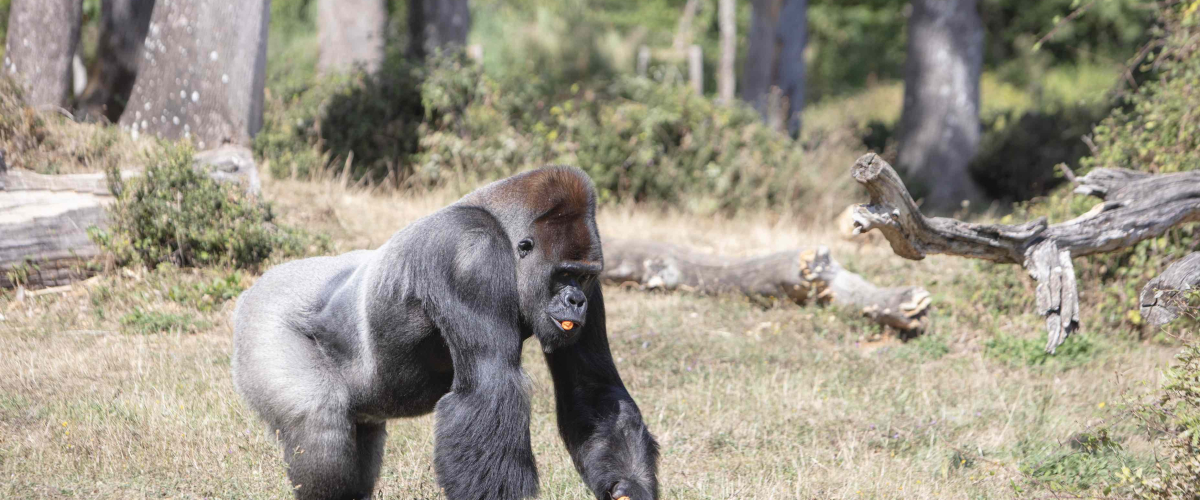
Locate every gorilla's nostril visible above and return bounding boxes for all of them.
[566,289,586,307]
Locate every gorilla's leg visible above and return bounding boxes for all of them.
[355,421,388,494]
[279,409,371,500]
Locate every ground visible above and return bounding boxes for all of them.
[0,167,1185,499]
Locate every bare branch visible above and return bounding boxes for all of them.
[848,153,1200,352]
[1140,252,1200,327]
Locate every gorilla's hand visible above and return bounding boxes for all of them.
[610,479,654,500]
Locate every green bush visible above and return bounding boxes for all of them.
[415,56,809,212]
[92,143,329,270]
[256,52,811,213]
[1117,327,1200,498]
[255,56,425,183]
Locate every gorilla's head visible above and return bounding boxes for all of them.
[463,166,603,352]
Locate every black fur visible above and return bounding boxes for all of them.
[233,167,658,500]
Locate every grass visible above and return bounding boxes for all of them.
[0,167,1187,498]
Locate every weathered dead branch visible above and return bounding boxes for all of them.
[1140,252,1200,327]
[601,239,932,333]
[849,153,1200,352]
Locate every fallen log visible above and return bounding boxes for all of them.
[848,153,1200,352]
[600,239,932,333]
[0,168,117,289]
[1140,252,1200,327]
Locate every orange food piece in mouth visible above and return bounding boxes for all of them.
[560,320,575,330]
[614,496,630,500]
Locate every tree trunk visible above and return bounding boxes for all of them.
[119,0,270,148]
[688,45,703,94]
[2,0,82,107]
[848,153,1200,352]
[717,0,736,104]
[741,0,807,136]
[408,0,470,61]
[76,0,157,123]
[317,0,387,74]
[896,0,984,214]
[601,240,932,333]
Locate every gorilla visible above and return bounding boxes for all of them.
[232,166,659,500]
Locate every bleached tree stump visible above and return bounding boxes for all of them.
[0,167,115,289]
[848,153,1200,352]
[601,240,932,333]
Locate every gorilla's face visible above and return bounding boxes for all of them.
[515,215,602,352]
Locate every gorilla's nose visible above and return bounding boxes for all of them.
[565,289,587,308]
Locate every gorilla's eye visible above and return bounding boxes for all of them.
[517,239,534,258]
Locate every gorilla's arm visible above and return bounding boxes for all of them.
[545,284,660,500]
[424,207,539,500]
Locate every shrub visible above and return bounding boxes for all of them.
[92,143,329,270]
[416,56,810,213]
[1117,321,1200,498]
[255,56,425,183]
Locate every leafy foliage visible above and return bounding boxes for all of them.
[167,271,250,312]
[1117,329,1200,498]
[92,143,329,270]
[1023,430,1136,493]
[416,55,809,212]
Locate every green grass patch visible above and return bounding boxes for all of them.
[167,271,249,312]
[985,331,1100,368]
[119,308,206,335]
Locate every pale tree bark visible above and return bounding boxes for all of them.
[318,0,387,74]
[2,0,82,107]
[848,153,1200,352]
[120,0,271,148]
[717,0,736,104]
[408,0,470,61]
[601,240,932,333]
[741,0,807,136]
[688,45,703,94]
[897,0,984,214]
[672,0,701,54]
[77,0,157,123]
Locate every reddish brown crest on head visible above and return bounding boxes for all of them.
[459,166,602,264]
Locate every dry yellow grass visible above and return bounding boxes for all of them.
[0,172,1186,499]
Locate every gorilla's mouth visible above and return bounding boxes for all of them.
[547,312,585,332]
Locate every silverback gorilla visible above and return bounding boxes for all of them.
[232,167,659,500]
